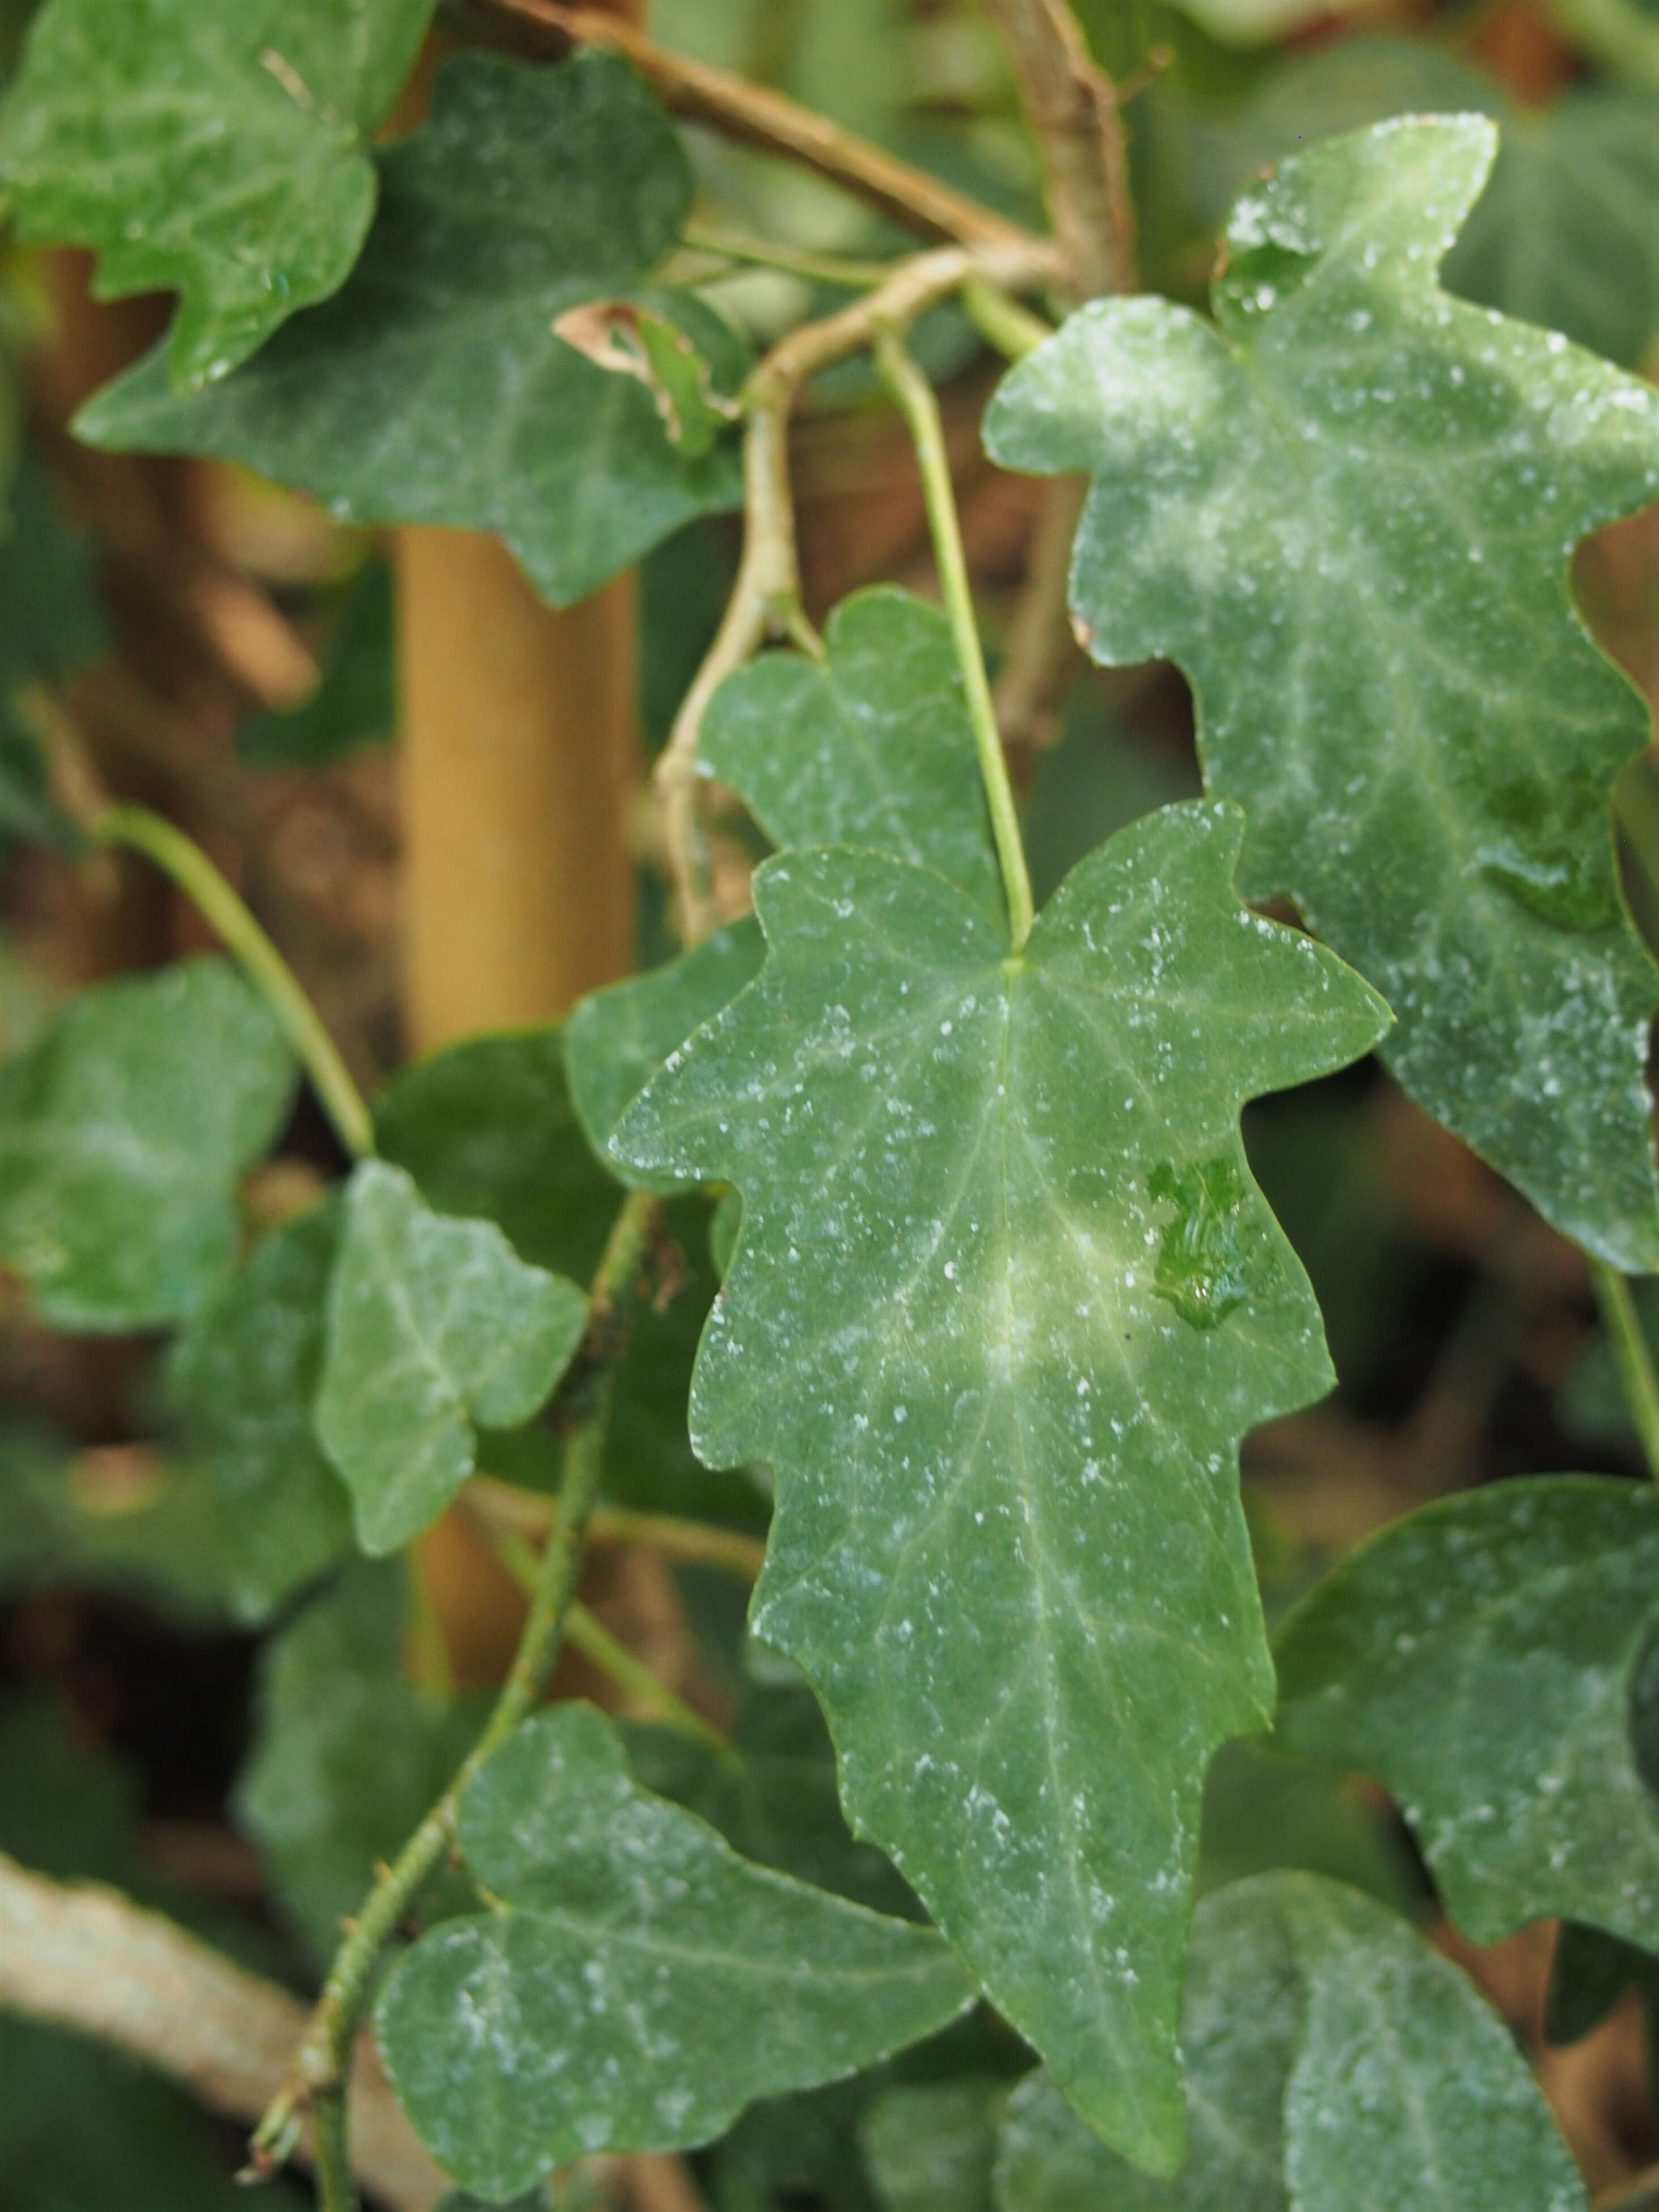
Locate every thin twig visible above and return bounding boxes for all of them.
[682,220,900,291]
[873,327,1036,948]
[960,273,1055,360]
[567,1604,732,1753]
[250,1190,662,2202]
[469,1479,769,1580]
[90,803,375,1163]
[657,403,804,943]
[980,0,1137,297]
[480,0,1037,248]
[470,1504,733,1753]
[1590,1259,1659,1485]
[655,235,1059,939]
[0,1854,446,2211]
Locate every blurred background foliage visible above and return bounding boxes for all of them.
[2,0,1659,2202]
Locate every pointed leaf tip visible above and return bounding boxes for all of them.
[613,801,1387,2172]
[985,113,1659,1269]
[375,1704,974,2198]
[314,1159,588,1554]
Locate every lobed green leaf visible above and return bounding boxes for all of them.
[375,1703,975,2199]
[614,800,1389,2173]
[76,51,748,607]
[567,585,1004,1193]
[237,1560,487,1964]
[625,1680,919,1920]
[314,1159,588,1554]
[994,1872,1586,2211]
[567,919,765,1197]
[170,1197,352,1620]
[0,0,437,390]
[700,587,1004,917]
[0,955,294,1331]
[376,1026,617,1280]
[1194,38,1659,370]
[1274,1474,1659,1951]
[985,115,1659,1268]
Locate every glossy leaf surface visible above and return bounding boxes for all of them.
[0,956,293,1330]
[375,1704,974,2198]
[1194,38,1659,369]
[626,1681,918,1919]
[237,1561,486,1962]
[77,52,748,606]
[985,116,1659,1268]
[314,1159,587,1554]
[375,1031,755,1526]
[170,1197,352,1619]
[615,800,1389,2172]
[376,1027,617,1280]
[700,587,1002,916]
[1275,1475,1659,1948]
[0,0,436,389]
[567,919,765,1196]
[995,1872,1586,2212]
[568,584,1002,1192]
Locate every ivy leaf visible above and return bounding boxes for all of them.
[613,801,1390,2173]
[1274,1475,1659,1952]
[860,2078,1001,2212]
[985,116,1659,1270]
[237,1561,486,1964]
[0,0,436,391]
[374,1703,975,2200]
[375,1027,617,1280]
[314,1159,588,1555]
[375,1029,760,1527]
[170,1198,352,1621]
[994,1872,1586,2212]
[0,955,294,1331]
[76,51,749,607]
[568,584,1002,1192]
[700,587,1003,916]
[624,1681,920,1920]
[1196,1738,1423,1917]
[1194,37,1659,370]
[567,920,766,1197]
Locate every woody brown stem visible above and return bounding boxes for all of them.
[478,0,1037,249]
[655,235,1060,939]
[0,1855,445,2211]
[980,0,1136,298]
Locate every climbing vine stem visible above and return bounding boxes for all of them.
[475,1508,733,1755]
[1589,1259,1659,1485]
[873,327,1036,948]
[247,1187,662,2207]
[654,237,1057,942]
[90,804,375,1163]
